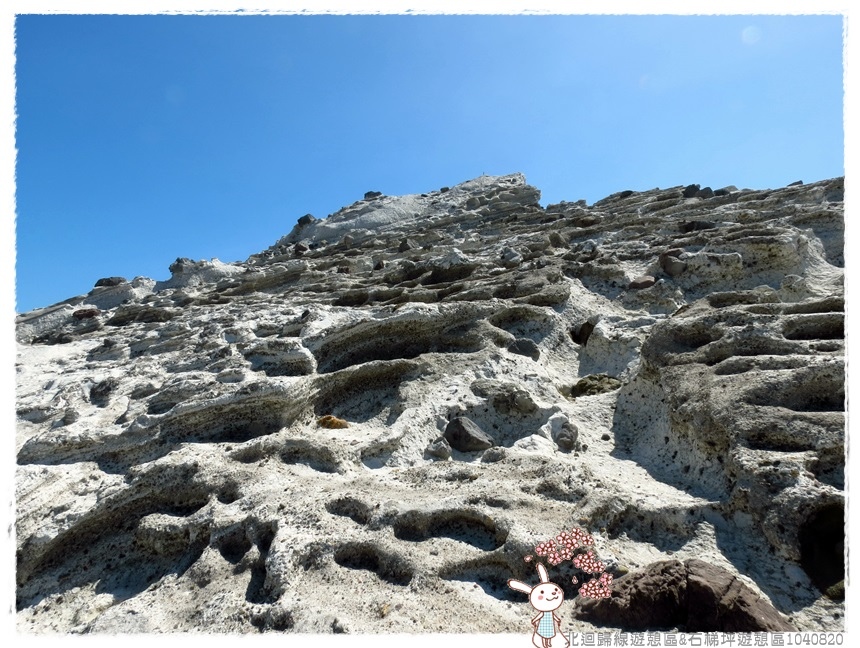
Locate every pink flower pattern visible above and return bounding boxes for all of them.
[529,527,612,599]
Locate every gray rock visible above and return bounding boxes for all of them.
[660,251,687,277]
[94,276,127,287]
[62,409,80,425]
[682,184,701,198]
[89,377,118,406]
[553,421,579,452]
[500,247,523,268]
[480,446,506,463]
[443,416,496,452]
[425,436,452,460]
[296,213,316,227]
[549,231,566,248]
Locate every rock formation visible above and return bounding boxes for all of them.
[15,173,844,633]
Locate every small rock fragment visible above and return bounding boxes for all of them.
[553,421,579,452]
[500,247,523,268]
[628,275,656,290]
[425,436,452,460]
[660,250,687,277]
[318,415,349,429]
[481,446,506,463]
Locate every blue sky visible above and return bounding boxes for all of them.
[13,13,844,313]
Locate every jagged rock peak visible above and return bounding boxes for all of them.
[269,172,540,248]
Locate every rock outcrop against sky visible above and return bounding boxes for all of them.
[15,173,844,633]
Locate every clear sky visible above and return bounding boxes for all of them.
[13,12,844,313]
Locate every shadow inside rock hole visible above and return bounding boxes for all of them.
[799,502,844,597]
[441,559,584,603]
[21,402,295,476]
[333,542,413,587]
[599,503,703,554]
[93,416,285,474]
[443,564,522,602]
[452,406,555,449]
[706,504,845,615]
[487,305,556,343]
[311,319,485,374]
[312,360,417,425]
[392,509,507,552]
[16,496,210,612]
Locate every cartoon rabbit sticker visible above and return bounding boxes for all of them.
[508,562,570,648]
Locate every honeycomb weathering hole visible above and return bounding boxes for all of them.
[313,319,484,374]
[782,314,844,341]
[441,563,521,602]
[392,510,506,551]
[333,544,413,586]
[799,502,844,595]
[326,497,371,525]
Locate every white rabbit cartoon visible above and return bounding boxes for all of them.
[508,562,570,648]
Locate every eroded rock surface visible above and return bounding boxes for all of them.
[15,173,844,633]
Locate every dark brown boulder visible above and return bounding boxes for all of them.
[577,560,687,629]
[574,559,795,632]
[72,308,100,320]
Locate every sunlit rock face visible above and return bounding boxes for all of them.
[15,174,844,633]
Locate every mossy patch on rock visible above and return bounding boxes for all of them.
[318,415,349,429]
[570,374,622,397]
